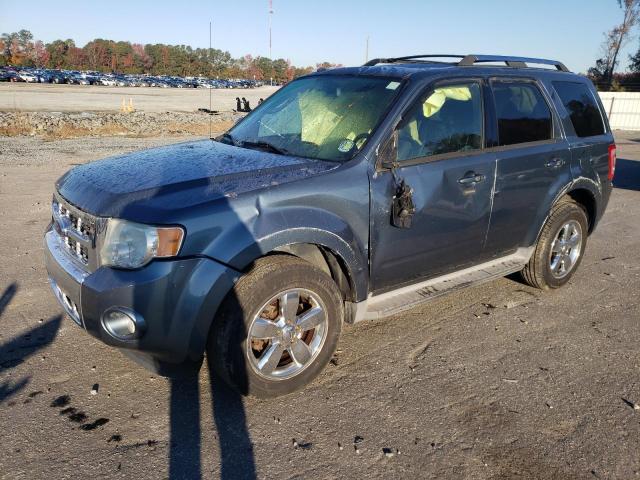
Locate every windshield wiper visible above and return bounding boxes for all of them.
[240,140,289,156]
[217,132,237,146]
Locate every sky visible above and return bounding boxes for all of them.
[0,0,637,74]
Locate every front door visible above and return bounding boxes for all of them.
[370,79,496,293]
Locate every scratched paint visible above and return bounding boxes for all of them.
[57,140,338,217]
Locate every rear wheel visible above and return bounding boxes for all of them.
[521,198,588,290]
[208,255,343,398]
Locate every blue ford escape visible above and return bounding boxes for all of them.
[45,55,615,397]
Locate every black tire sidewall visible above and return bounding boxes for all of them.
[210,257,343,398]
[540,204,588,289]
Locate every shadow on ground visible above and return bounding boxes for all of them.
[166,286,256,479]
[614,158,640,191]
[0,282,62,403]
[169,367,256,480]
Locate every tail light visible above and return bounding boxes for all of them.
[608,144,616,181]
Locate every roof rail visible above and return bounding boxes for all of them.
[363,54,465,67]
[458,55,569,72]
[363,54,570,72]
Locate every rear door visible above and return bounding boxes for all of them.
[483,78,573,256]
[370,79,497,293]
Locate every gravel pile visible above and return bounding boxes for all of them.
[0,110,244,138]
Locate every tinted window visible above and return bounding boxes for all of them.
[553,81,605,137]
[493,82,553,146]
[397,82,483,162]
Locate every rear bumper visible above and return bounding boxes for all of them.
[44,228,239,373]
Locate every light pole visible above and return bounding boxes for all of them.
[365,35,369,63]
[269,0,273,85]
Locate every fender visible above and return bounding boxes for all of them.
[200,205,370,302]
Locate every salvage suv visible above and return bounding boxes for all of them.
[45,55,615,397]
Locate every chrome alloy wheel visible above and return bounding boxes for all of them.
[246,288,328,381]
[549,219,583,279]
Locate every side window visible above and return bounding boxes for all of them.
[397,82,483,162]
[553,81,606,138]
[492,81,553,146]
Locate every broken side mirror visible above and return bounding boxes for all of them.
[378,131,415,228]
[392,179,416,229]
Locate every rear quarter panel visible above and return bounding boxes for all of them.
[541,75,614,230]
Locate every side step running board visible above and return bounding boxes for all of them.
[353,248,533,322]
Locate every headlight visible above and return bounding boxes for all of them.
[99,219,184,269]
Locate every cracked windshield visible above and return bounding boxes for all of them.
[226,75,402,161]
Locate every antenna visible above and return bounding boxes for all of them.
[209,20,212,139]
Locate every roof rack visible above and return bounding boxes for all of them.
[363,55,465,66]
[363,54,570,72]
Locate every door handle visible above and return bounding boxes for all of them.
[458,173,486,185]
[545,158,564,168]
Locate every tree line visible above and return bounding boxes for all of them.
[0,29,342,82]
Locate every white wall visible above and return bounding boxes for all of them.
[598,92,640,131]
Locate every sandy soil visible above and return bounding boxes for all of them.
[0,133,639,479]
[0,83,279,113]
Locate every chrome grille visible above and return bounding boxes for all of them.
[52,195,97,268]
[58,203,94,237]
[62,235,90,264]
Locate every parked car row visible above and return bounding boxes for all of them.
[0,67,262,89]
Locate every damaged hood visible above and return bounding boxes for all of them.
[56,139,338,219]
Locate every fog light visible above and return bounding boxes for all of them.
[101,307,145,340]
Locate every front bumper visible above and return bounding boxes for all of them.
[44,228,239,374]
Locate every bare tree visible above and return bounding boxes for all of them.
[592,0,640,86]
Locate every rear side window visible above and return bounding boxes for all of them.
[492,81,553,146]
[553,81,605,138]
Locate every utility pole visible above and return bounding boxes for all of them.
[269,0,274,86]
[209,20,212,139]
[365,35,369,63]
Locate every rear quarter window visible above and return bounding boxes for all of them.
[552,81,606,138]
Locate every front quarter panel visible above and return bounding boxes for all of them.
[180,159,371,302]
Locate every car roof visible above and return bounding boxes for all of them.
[311,54,583,83]
[315,63,582,81]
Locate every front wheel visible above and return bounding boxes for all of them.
[521,197,589,290]
[208,255,343,398]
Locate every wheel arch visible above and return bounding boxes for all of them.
[204,208,370,303]
[273,243,357,303]
[565,187,597,234]
[530,178,602,248]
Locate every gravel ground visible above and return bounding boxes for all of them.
[0,111,243,138]
[0,132,639,479]
[0,83,278,138]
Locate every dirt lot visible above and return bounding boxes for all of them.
[0,132,639,479]
[0,83,279,139]
[0,83,279,113]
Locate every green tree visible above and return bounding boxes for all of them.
[272,58,289,82]
[46,39,75,68]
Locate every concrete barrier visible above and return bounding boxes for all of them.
[599,92,640,131]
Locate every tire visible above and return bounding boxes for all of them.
[521,197,589,290]
[207,255,343,398]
